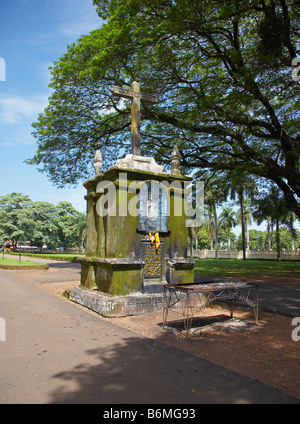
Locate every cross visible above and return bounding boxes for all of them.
[110,81,158,156]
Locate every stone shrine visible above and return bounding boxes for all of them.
[70,82,194,316]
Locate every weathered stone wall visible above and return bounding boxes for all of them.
[79,165,194,295]
[68,287,164,317]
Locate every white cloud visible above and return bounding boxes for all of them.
[15,0,102,47]
[58,15,101,38]
[0,94,48,124]
[0,93,48,148]
[56,0,102,38]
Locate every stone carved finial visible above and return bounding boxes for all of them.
[93,150,102,176]
[171,145,182,176]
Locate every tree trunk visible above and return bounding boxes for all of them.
[291,231,295,251]
[238,190,246,260]
[213,205,218,260]
[227,228,231,251]
[246,221,250,251]
[210,230,214,250]
[267,221,271,250]
[276,220,281,261]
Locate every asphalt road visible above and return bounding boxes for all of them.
[0,265,299,405]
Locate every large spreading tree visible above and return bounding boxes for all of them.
[28,0,300,217]
[0,193,85,249]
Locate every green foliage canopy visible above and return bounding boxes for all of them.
[0,193,85,249]
[28,0,300,217]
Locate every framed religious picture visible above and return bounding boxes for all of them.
[138,181,168,233]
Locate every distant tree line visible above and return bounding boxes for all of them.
[0,193,86,251]
[196,221,299,252]
[190,177,299,261]
[1,189,297,261]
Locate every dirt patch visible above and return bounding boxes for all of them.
[34,280,79,297]
[105,307,300,399]
[10,270,300,400]
[0,264,49,270]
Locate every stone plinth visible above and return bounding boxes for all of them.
[68,287,163,317]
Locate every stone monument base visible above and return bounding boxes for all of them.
[68,286,164,317]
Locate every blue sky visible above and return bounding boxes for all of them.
[0,0,101,212]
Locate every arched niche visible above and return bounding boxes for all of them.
[138,181,168,233]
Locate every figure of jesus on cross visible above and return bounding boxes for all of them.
[110,82,158,156]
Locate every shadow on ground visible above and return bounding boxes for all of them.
[48,333,299,404]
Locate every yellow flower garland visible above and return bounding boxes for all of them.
[149,232,160,250]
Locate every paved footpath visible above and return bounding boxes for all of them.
[0,267,299,404]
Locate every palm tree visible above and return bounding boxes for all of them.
[226,176,258,259]
[287,212,298,251]
[219,207,238,251]
[203,206,215,250]
[265,217,273,250]
[203,174,227,259]
[236,198,254,251]
[254,186,290,261]
[204,189,219,258]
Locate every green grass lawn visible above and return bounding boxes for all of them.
[194,259,300,278]
[0,257,47,268]
[6,253,300,278]
[9,252,85,262]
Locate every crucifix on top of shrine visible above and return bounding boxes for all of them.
[110,81,158,156]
